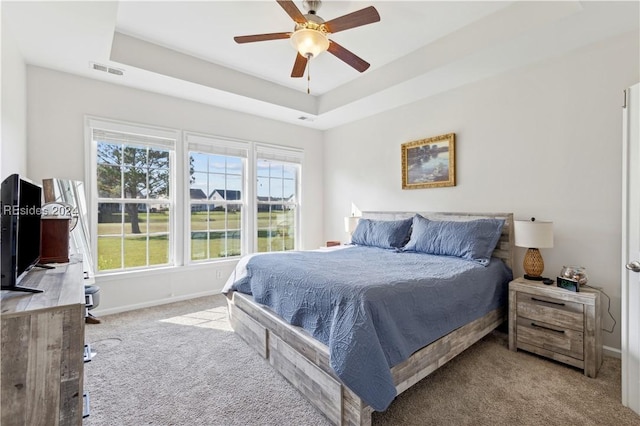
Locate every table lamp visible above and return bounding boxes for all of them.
[344,216,360,243]
[514,218,554,280]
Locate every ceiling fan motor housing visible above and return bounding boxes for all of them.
[303,0,322,14]
[292,5,329,59]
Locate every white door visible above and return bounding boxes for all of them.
[622,83,640,415]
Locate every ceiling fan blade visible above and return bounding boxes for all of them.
[234,32,291,44]
[324,6,380,34]
[276,0,307,24]
[327,40,370,73]
[291,53,308,78]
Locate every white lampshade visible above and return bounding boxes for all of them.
[344,216,360,234]
[290,28,329,58]
[514,220,554,249]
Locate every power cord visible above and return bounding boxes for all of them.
[582,284,616,333]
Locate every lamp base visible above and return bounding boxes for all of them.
[524,274,544,281]
[523,247,545,280]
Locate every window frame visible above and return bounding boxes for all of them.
[184,132,249,263]
[86,117,181,275]
[254,144,303,253]
[85,117,304,276]
[254,156,302,253]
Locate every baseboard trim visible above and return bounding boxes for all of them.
[91,290,221,317]
[604,345,621,359]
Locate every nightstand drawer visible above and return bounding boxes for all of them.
[516,293,584,331]
[516,317,584,360]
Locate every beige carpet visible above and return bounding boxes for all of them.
[84,295,639,425]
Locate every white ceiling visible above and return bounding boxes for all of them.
[3,1,639,130]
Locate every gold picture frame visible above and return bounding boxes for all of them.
[401,133,456,189]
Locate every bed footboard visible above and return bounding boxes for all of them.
[227,291,372,425]
[227,291,505,426]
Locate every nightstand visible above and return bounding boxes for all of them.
[508,277,602,377]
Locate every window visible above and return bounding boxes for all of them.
[186,134,248,261]
[87,118,303,275]
[256,145,302,253]
[88,120,177,273]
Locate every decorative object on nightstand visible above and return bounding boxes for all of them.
[509,277,602,377]
[560,265,588,285]
[344,215,360,242]
[514,217,553,280]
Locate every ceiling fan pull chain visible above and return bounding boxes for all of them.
[307,59,311,95]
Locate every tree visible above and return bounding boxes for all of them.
[97,143,169,234]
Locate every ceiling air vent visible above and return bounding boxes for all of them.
[90,62,124,76]
[298,116,315,122]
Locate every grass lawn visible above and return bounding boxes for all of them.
[98,235,168,270]
[97,210,296,271]
[98,211,169,235]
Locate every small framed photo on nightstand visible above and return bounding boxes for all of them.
[557,276,579,292]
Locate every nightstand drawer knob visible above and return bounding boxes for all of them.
[531,297,565,307]
[531,322,566,334]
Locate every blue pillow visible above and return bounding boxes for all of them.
[403,215,505,265]
[351,218,413,249]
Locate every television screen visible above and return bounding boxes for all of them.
[1,174,19,287]
[16,178,42,281]
[1,174,43,292]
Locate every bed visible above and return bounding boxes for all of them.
[223,211,514,425]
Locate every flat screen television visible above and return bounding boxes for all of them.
[1,173,44,293]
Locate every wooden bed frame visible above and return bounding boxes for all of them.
[226,211,514,425]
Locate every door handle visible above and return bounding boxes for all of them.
[626,261,640,273]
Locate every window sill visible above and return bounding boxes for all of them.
[95,258,240,282]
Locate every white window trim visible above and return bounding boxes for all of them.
[85,116,181,276]
[254,143,303,252]
[84,117,304,275]
[255,143,304,164]
[184,132,249,263]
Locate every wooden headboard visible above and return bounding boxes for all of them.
[362,211,515,270]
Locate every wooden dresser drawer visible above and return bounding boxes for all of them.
[516,317,584,360]
[516,292,584,331]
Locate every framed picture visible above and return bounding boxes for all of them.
[401,133,456,189]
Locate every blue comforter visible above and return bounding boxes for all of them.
[228,246,512,411]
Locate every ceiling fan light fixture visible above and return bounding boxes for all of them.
[290,28,329,58]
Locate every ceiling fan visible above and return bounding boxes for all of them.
[234,0,381,79]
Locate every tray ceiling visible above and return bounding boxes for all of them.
[3,1,638,129]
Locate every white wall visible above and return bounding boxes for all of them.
[323,32,640,352]
[26,66,324,314]
[1,14,28,178]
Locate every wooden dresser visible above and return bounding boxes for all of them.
[1,258,85,426]
[508,277,602,377]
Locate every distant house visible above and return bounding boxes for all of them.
[210,189,241,201]
[190,189,296,212]
[256,196,294,212]
[210,189,242,211]
[190,188,207,212]
[98,194,170,217]
[190,188,207,200]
